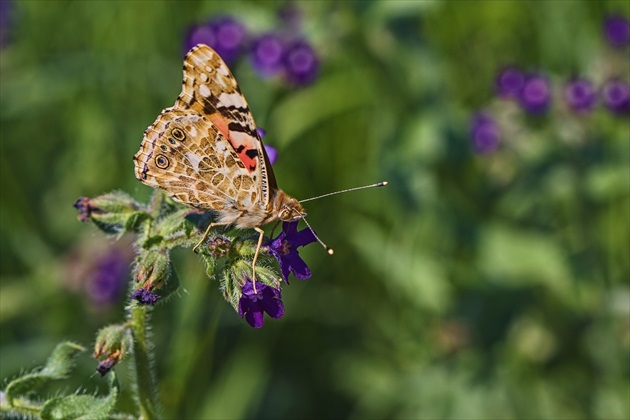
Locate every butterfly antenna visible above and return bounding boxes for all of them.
[302,217,334,255]
[299,181,388,203]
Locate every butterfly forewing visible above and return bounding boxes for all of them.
[175,44,276,200]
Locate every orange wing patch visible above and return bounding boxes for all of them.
[208,113,260,173]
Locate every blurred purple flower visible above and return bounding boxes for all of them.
[130,287,160,305]
[283,39,319,85]
[185,17,246,64]
[0,0,12,47]
[564,79,597,113]
[265,221,316,283]
[264,145,278,165]
[604,14,630,48]
[470,113,500,154]
[238,279,284,328]
[518,74,552,114]
[88,249,129,305]
[257,127,278,165]
[602,79,630,115]
[496,66,525,99]
[278,3,302,30]
[250,33,286,77]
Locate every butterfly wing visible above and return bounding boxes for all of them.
[175,44,277,203]
[133,109,263,218]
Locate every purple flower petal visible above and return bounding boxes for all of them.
[265,221,316,283]
[278,3,302,30]
[185,25,216,54]
[496,66,525,99]
[518,74,552,114]
[470,113,500,154]
[604,14,630,48]
[89,249,129,305]
[238,279,284,328]
[185,17,246,64]
[602,79,630,115]
[564,78,597,113]
[251,33,285,77]
[283,39,319,86]
[130,288,160,305]
[264,145,278,165]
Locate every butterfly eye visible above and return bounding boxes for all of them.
[155,154,170,169]
[171,128,186,141]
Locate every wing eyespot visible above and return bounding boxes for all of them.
[171,128,186,141]
[155,154,170,169]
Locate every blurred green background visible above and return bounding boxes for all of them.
[1,1,629,418]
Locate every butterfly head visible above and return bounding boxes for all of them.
[278,195,306,222]
[269,190,306,223]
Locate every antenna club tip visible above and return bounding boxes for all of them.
[380,181,388,186]
[327,248,334,255]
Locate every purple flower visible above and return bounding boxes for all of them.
[564,78,597,113]
[496,66,525,99]
[602,79,630,115]
[88,249,129,305]
[130,287,160,305]
[518,74,552,114]
[185,17,246,64]
[283,39,319,85]
[278,3,302,30]
[604,14,630,48]
[265,221,316,282]
[470,113,500,154]
[74,197,97,222]
[250,33,286,77]
[238,279,284,328]
[0,0,13,47]
[257,128,278,165]
[96,357,117,377]
[264,145,278,165]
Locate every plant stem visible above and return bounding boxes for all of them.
[129,304,159,419]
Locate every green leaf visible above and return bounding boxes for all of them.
[5,341,85,405]
[40,373,120,420]
[479,224,572,298]
[155,208,190,238]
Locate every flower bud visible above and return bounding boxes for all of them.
[93,324,130,376]
[74,192,149,234]
[130,249,178,305]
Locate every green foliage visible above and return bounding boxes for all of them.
[1,1,629,419]
[1,342,120,419]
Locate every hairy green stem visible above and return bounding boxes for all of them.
[129,304,159,419]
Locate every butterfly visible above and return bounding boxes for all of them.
[133,44,306,281]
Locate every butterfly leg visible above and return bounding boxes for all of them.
[251,227,266,290]
[192,222,227,254]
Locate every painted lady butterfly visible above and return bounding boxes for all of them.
[133,44,306,280]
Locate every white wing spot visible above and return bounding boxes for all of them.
[219,92,247,108]
[216,65,229,76]
[200,73,208,82]
[199,84,211,98]
[185,152,202,172]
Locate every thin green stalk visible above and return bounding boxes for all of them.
[129,304,159,419]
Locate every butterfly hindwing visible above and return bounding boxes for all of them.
[133,109,261,213]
